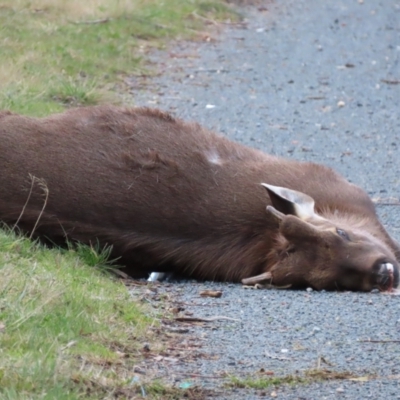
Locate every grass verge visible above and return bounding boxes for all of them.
[227,369,366,390]
[0,229,155,399]
[0,0,240,116]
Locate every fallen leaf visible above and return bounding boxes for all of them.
[199,290,222,298]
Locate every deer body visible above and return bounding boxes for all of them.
[0,106,398,291]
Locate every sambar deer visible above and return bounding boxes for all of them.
[0,106,398,291]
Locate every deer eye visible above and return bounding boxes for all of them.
[336,228,350,241]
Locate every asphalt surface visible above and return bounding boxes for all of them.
[130,1,400,398]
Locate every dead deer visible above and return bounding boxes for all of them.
[0,105,398,291]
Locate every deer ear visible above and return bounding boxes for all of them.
[261,183,317,220]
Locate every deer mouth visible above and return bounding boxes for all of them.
[376,262,399,291]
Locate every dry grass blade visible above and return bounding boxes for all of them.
[12,175,35,231]
[29,176,49,239]
[12,174,49,239]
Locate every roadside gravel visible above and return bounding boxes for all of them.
[130,1,400,398]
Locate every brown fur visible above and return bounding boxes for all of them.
[0,105,398,290]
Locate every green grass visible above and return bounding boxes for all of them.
[0,0,239,116]
[227,369,364,391]
[228,375,308,390]
[136,381,214,399]
[0,229,156,399]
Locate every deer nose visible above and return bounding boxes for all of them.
[376,262,399,291]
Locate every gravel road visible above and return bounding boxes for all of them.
[130,1,400,398]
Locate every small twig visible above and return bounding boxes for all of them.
[381,79,400,85]
[169,301,229,307]
[193,68,229,74]
[299,327,321,340]
[265,351,291,361]
[72,18,111,25]
[176,372,224,379]
[359,339,400,343]
[317,356,334,368]
[175,316,240,323]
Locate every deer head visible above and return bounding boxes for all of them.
[242,184,399,291]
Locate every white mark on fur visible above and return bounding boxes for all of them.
[206,149,223,165]
[148,272,165,282]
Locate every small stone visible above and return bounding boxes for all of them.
[306,287,313,292]
[271,391,277,397]
[142,343,151,352]
[133,366,146,374]
[337,100,345,107]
